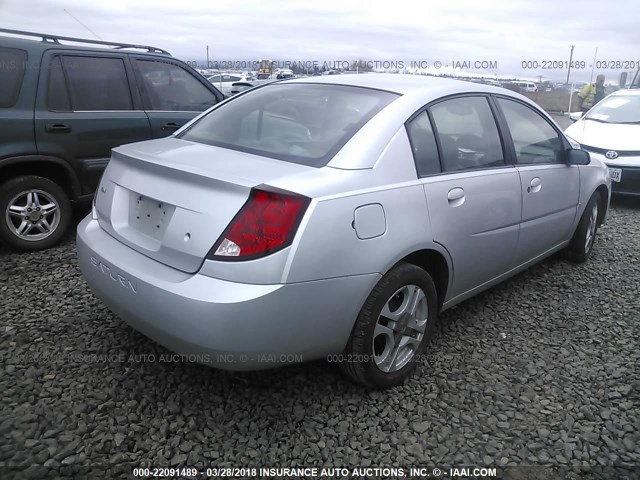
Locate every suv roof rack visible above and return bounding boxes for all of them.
[0,28,171,55]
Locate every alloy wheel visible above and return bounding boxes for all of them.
[584,202,598,254]
[5,189,61,242]
[372,284,429,373]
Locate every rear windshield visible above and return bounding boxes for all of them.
[178,83,399,167]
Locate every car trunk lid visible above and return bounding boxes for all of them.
[94,137,311,273]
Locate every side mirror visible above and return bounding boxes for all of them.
[567,148,591,165]
[569,111,583,122]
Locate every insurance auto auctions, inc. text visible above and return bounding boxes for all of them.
[185,60,499,71]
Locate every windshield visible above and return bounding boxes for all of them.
[178,83,398,167]
[585,94,640,124]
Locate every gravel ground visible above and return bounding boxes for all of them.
[1,199,639,480]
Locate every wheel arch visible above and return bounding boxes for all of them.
[594,183,609,226]
[0,156,81,200]
[383,246,452,312]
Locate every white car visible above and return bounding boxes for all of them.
[516,81,537,93]
[207,73,253,96]
[275,69,294,79]
[566,89,640,196]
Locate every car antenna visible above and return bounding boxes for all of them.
[63,8,103,40]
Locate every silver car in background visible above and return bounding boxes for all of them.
[77,74,611,388]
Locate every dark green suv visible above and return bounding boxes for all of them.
[0,29,224,251]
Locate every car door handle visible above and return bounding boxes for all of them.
[447,187,465,207]
[45,123,71,133]
[527,177,542,193]
[161,122,181,131]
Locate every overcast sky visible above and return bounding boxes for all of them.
[1,0,639,83]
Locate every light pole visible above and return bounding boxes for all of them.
[589,47,599,84]
[566,45,575,84]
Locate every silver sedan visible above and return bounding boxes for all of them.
[77,74,611,388]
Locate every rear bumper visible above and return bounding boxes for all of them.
[77,216,379,370]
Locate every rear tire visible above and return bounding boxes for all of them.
[0,176,71,251]
[339,263,438,389]
[565,191,601,263]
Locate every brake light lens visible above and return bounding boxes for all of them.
[208,188,310,261]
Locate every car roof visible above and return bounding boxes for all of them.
[281,72,511,96]
[611,89,640,96]
[0,31,172,58]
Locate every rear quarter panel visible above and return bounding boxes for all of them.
[283,128,441,283]
[284,183,431,282]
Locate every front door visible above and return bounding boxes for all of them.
[493,97,579,264]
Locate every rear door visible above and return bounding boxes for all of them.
[34,51,151,195]
[493,97,579,264]
[408,96,522,300]
[0,46,34,160]
[132,58,222,138]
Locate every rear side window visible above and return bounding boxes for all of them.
[406,111,441,177]
[0,47,27,108]
[47,57,71,111]
[62,56,133,111]
[136,60,218,111]
[179,83,398,167]
[429,96,504,172]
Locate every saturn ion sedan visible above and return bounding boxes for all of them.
[77,74,611,388]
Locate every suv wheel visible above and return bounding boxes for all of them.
[0,176,71,251]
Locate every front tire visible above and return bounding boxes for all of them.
[0,176,71,251]
[339,263,438,389]
[565,191,601,263]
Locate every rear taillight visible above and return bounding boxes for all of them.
[207,187,310,261]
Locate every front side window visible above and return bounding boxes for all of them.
[0,47,27,108]
[497,98,564,164]
[405,111,441,177]
[136,60,218,111]
[179,83,398,167]
[429,96,504,172]
[62,56,133,111]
